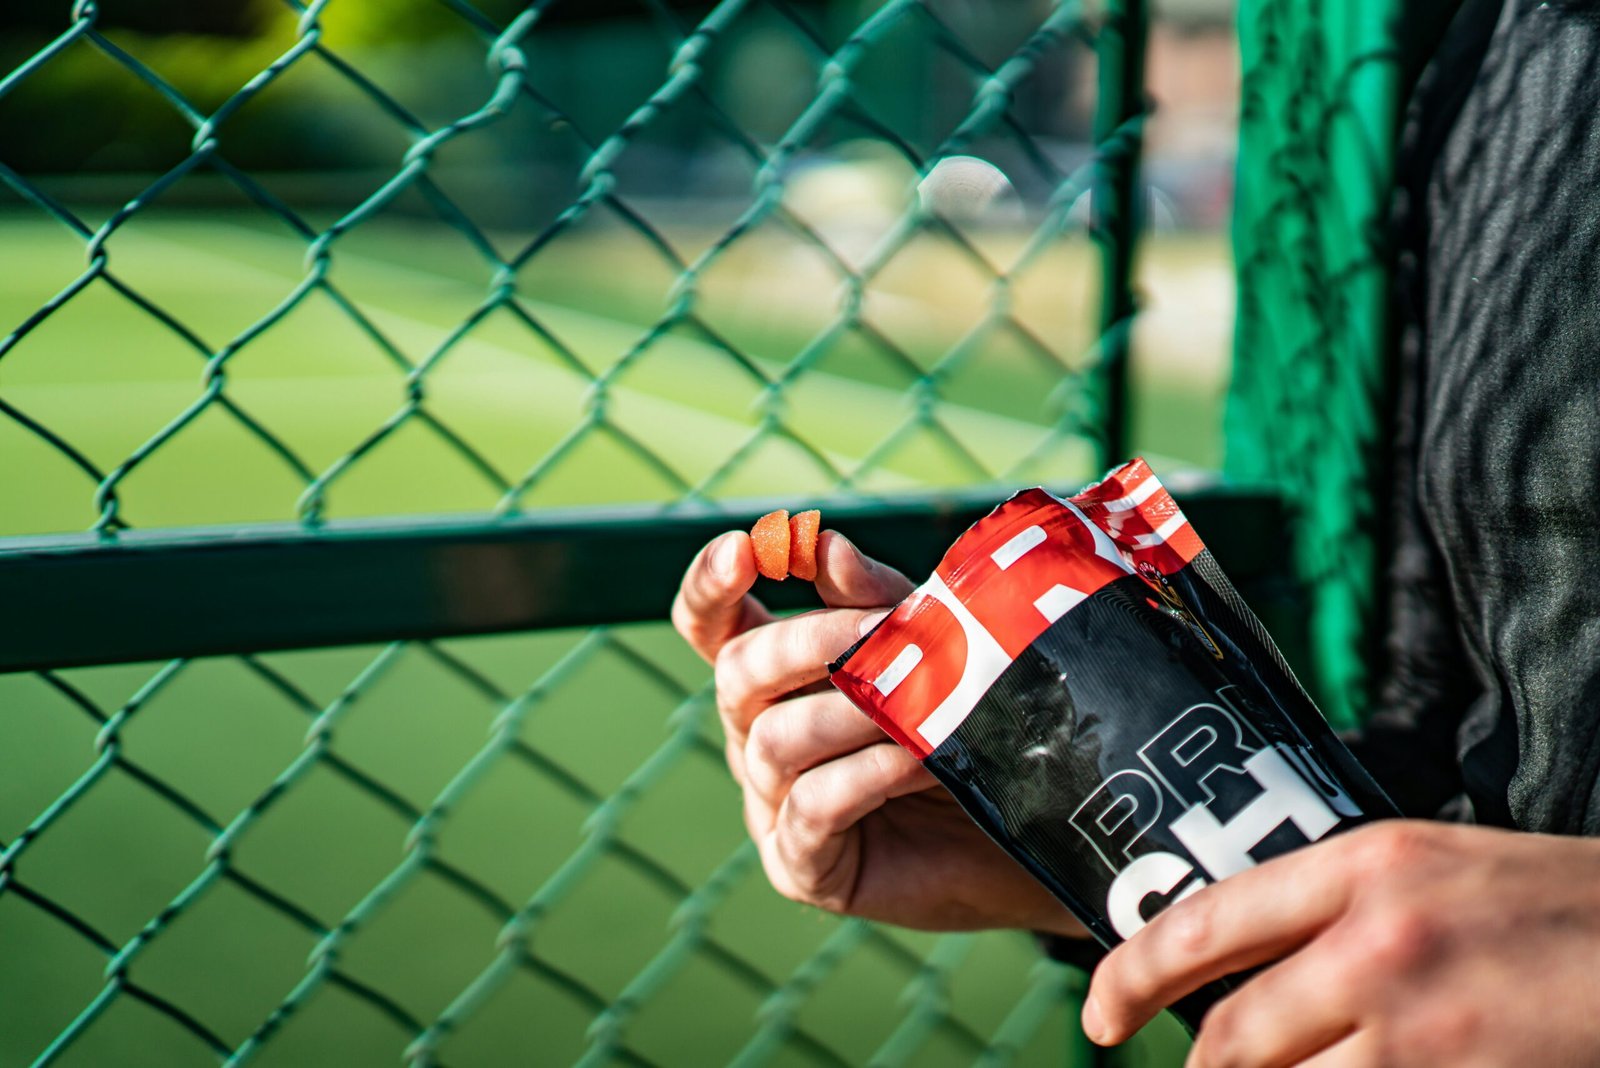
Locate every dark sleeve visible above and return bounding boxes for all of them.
[1342,445,1476,820]
[1035,933,1105,973]
[1338,0,1504,820]
[1343,241,1477,819]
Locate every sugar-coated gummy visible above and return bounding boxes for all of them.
[789,510,821,581]
[751,510,791,581]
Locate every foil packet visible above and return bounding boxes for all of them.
[830,459,1397,1029]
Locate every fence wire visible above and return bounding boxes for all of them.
[0,0,1152,1065]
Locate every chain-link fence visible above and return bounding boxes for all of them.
[1,0,1136,535]
[0,1,1201,1064]
[2,626,1108,1067]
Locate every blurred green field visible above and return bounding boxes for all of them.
[0,209,1210,1066]
[0,209,1224,534]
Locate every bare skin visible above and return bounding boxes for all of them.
[671,528,1082,934]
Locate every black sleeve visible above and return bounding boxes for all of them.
[1339,0,1504,820]
[1344,247,1477,819]
[1343,446,1476,820]
[1035,933,1106,973]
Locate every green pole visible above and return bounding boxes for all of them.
[1092,0,1147,471]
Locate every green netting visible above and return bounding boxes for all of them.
[1226,0,1403,726]
[0,1,1187,1065]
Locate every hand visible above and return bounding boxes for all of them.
[672,527,1082,934]
[1084,820,1600,1066]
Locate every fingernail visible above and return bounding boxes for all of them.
[1081,994,1108,1045]
[712,533,741,579]
[857,610,891,638]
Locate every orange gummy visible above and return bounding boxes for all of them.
[751,509,790,581]
[789,510,821,581]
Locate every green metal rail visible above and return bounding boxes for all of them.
[0,490,1292,675]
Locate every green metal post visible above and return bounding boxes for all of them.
[1092,0,1148,471]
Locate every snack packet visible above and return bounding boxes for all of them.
[830,459,1397,1029]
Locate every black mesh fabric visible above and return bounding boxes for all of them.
[1360,0,1600,831]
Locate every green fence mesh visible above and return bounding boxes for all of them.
[1226,0,1403,726]
[1,0,1137,535]
[0,1,1187,1065]
[2,629,1108,1066]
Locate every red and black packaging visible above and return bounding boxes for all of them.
[830,459,1397,1031]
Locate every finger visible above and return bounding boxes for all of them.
[715,605,889,741]
[1088,838,1364,1044]
[771,743,936,911]
[1284,1030,1379,1068]
[672,531,773,663]
[813,531,916,609]
[744,691,887,809]
[1185,943,1359,1068]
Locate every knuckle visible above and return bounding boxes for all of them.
[1356,903,1439,976]
[772,874,808,905]
[784,774,839,840]
[1348,822,1431,877]
[771,879,805,905]
[758,849,805,904]
[712,644,751,709]
[744,710,784,769]
[780,614,816,664]
[864,740,905,782]
[1161,889,1217,959]
[769,818,849,913]
[743,715,788,798]
[711,647,733,696]
[1098,894,1212,1020]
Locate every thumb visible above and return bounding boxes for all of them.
[813,531,916,609]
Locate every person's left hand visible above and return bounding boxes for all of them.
[1083,820,1600,1066]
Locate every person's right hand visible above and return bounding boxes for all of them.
[672,527,1083,935]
